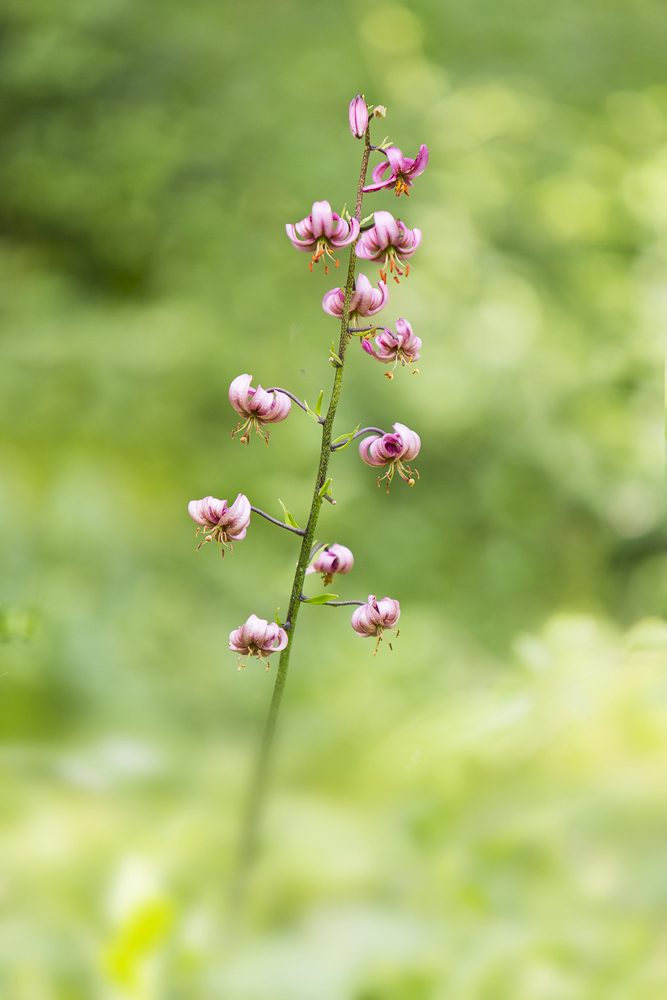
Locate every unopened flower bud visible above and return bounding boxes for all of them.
[373,106,387,119]
[306,543,354,585]
[351,594,400,655]
[349,95,369,139]
[229,613,288,670]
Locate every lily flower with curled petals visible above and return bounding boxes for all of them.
[358,421,421,490]
[362,318,421,376]
[188,493,251,554]
[229,374,291,444]
[286,200,360,273]
[363,144,429,197]
[351,595,401,655]
[349,95,369,139]
[306,543,354,586]
[322,272,389,326]
[355,211,422,283]
[229,614,288,670]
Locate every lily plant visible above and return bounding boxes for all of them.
[187,95,429,902]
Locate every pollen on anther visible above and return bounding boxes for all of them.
[384,372,394,379]
[412,369,419,375]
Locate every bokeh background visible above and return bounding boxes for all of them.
[1,0,666,996]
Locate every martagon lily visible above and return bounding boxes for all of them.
[362,318,421,376]
[355,211,422,283]
[363,144,429,197]
[286,200,360,273]
[359,422,421,490]
[229,374,291,444]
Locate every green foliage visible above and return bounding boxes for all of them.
[0,0,665,994]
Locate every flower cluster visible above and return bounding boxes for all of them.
[188,97,428,670]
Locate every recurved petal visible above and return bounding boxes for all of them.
[238,614,267,649]
[409,144,429,178]
[311,201,334,239]
[384,146,406,175]
[358,434,384,467]
[373,211,401,248]
[376,597,401,627]
[285,223,316,252]
[229,374,253,417]
[322,287,345,317]
[264,390,291,424]
[246,384,275,417]
[330,217,360,248]
[223,493,251,534]
[393,422,421,460]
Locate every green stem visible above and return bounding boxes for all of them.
[232,126,372,907]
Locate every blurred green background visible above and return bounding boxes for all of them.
[1,0,666,996]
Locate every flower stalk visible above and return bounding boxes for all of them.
[233,125,373,902]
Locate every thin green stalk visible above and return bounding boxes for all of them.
[232,126,372,906]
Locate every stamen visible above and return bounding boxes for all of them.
[384,372,394,379]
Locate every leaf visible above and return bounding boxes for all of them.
[302,594,339,605]
[278,499,300,529]
[274,609,283,626]
[317,477,332,499]
[315,390,324,417]
[332,424,360,451]
[302,399,321,423]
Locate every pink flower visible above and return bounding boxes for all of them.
[349,95,369,139]
[363,144,429,197]
[355,211,422,283]
[286,200,360,273]
[229,614,288,670]
[359,422,421,489]
[351,595,401,655]
[362,318,421,375]
[322,272,389,323]
[306,543,354,585]
[188,493,251,554]
[229,374,291,444]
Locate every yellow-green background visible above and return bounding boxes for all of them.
[1,0,665,996]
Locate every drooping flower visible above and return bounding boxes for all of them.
[229,614,288,670]
[188,493,251,554]
[322,272,389,325]
[229,374,291,444]
[358,422,421,490]
[286,201,360,273]
[348,95,368,139]
[351,595,401,655]
[355,211,422,283]
[363,144,429,197]
[361,318,421,376]
[306,543,354,585]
